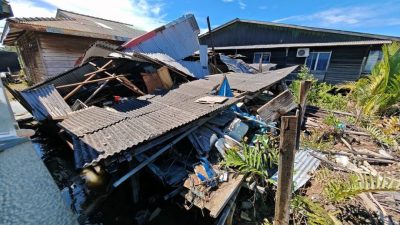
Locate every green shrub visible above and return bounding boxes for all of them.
[290,66,347,111]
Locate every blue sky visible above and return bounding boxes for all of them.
[2,0,400,36]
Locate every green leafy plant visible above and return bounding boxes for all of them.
[365,125,397,147]
[291,195,341,225]
[323,113,341,127]
[342,42,400,117]
[300,130,334,151]
[290,66,347,111]
[224,145,268,178]
[223,134,278,180]
[324,173,400,202]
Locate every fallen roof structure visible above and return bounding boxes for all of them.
[58,66,296,168]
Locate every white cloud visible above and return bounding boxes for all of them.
[272,3,400,28]
[7,0,167,31]
[238,0,246,10]
[199,27,208,35]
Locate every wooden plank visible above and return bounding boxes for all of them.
[274,114,299,225]
[257,89,297,122]
[157,66,173,89]
[195,96,228,104]
[183,173,245,218]
[141,72,163,94]
[44,60,76,68]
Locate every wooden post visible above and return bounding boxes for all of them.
[274,114,299,225]
[207,16,217,66]
[297,80,312,149]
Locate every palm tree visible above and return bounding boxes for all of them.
[342,42,400,118]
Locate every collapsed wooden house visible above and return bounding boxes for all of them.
[0,9,146,84]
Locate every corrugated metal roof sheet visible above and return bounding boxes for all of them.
[121,14,208,78]
[213,40,393,50]
[206,66,297,93]
[271,149,323,191]
[65,67,296,167]
[199,18,400,41]
[3,9,146,44]
[122,14,200,59]
[142,53,196,77]
[20,85,71,121]
[178,60,209,78]
[59,106,128,137]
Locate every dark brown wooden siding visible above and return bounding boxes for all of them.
[37,33,101,78]
[324,46,368,84]
[215,45,371,84]
[200,22,374,47]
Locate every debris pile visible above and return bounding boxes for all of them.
[6,13,400,225]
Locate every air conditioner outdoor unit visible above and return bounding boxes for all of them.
[296,48,310,57]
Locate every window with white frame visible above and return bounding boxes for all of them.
[362,50,383,73]
[305,52,331,71]
[253,52,271,63]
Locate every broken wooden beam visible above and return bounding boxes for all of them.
[63,60,113,100]
[56,75,125,89]
[89,62,145,96]
[257,89,297,122]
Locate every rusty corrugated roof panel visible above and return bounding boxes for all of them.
[59,106,128,137]
[2,9,146,44]
[81,97,238,166]
[20,85,71,121]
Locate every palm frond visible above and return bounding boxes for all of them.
[324,173,400,202]
[292,195,342,225]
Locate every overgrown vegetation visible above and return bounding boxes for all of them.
[289,66,347,111]
[342,42,400,118]
[277,43,400,224]
[291,195,341,225]
[300,130,333,151]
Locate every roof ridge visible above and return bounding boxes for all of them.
[238,18,400,40]
[56,8,135,26]
[8,16,75,23]
[199,18,400,41]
